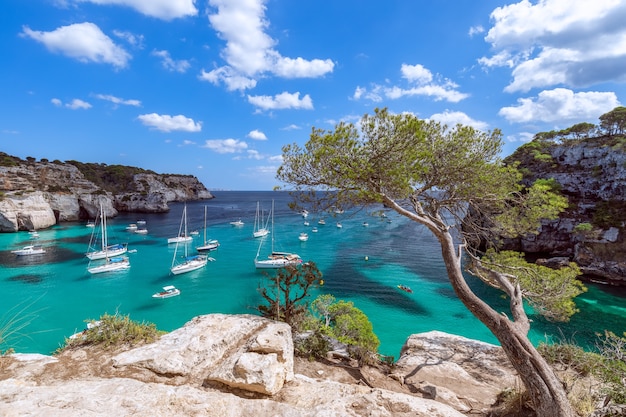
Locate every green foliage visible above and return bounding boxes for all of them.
[65,160,156,193]
[59,312,163,351]
[305,295,380,364]
[481,250,585,322]
[573,222,593,234]
[592,200,626,229]
[0,153,19,167]
[257,262,323,328]
[599,106,626,136]
[494,179,569,239]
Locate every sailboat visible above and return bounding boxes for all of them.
[167,204,193,244]
[85,205,127,260]
[252,201,270,238]
[196,205,220,252]
[171,204,208,275]
[254,200,302,269]
[87,204,130,274]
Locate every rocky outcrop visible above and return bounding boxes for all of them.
[0,314,518,417]
[0,157,212,232]
[503,137,626,284]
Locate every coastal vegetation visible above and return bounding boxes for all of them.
[59,312,163,351]
[277,107,585,416]
[256,263,380,364]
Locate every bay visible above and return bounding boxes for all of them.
[1,191,624,358]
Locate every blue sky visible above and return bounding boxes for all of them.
[1,0,624,190]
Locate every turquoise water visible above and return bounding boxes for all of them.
[1,191,625,358]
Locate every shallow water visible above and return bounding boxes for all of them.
[1,191,624,358]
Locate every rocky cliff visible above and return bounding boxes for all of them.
[0,154,212,232]
[0,314,521,417]
[503,135,626,284]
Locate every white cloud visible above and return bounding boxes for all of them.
[481,0,626,92]
[281,124,301,131]
[21,22,131,69]
[94,94,141,106]
[199,67,257,91]
[51,98,92,109]
[247,129,267,140]
[247,91,313,111]
[247,149,263,160]
[202,138,248,153]
[401,64,433,84]
[498,88,620,123]
[355,64,468,103]
[201,0,334,91]
[152,50,191,73]
[429,110,489,131]
[137,113,202,132]
[468,25,484,37]
[66,99,92,110]
[74,0,197,20]
[112,30,144,48]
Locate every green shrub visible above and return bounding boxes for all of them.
[59,312,163,351]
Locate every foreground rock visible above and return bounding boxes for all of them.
[0,314,519,416]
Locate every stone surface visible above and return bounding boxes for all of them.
[0,315,507,417]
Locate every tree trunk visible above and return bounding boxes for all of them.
[438,232,575,417]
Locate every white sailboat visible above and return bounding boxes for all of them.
[254,200,302,269]
[87,204,130,274]
[252,201,270,238]
[167,204,193,244]
[196,205,219,252]
[85,205,127,260]
[171,204,208,275]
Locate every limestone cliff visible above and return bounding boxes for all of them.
[0,154,212,232]
[503,135,626,284]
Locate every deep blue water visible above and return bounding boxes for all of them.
[1,191,624,358]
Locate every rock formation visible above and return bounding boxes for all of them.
[0,314,519,417]
[0,155,212,232]
[503,136,626,284]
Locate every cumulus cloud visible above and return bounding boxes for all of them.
[499,88,620,123]
[73,0,197,20]
[94,94,141,107]
[481,0,626,92]
[202,138,248,153]
[354,63,469,103]
[152,50,191,73]
[429,110,489,131]
[51,98,92,109]
[137,113,202,132]
[21,22,131,68]
[247,91,313,111]
[200,0,334,91]
[247,129,267,140]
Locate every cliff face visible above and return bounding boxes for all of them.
[0,157,212,232]
[503,136,626,284]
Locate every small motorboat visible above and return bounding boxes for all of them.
[230,219,244,227]
[126,224,137,231]
[11,244,46,256]
[397,284,413,293]
[336,222,342,228]
[152,285,180,299]
[298,232,309,241]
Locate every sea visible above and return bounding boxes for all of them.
[1,191,625,359]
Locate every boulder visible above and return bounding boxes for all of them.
[394,331,518,413]
[112,314,294,395]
